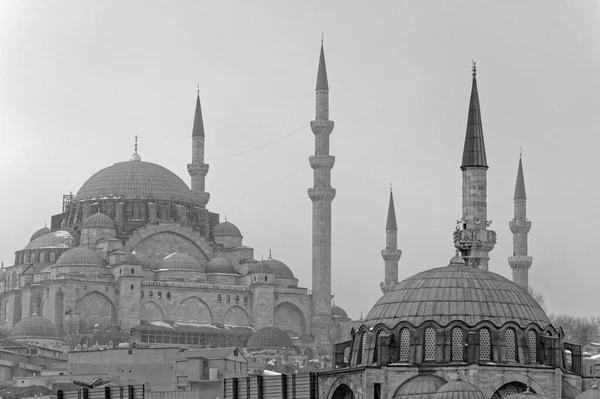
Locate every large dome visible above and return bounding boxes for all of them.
[247,327,295,350]
[262,259,295,278]
[24,230,78,250]
[74,160,194,202]
[365,260,550,329]
[12,314,61,340]
[30,226,50,242]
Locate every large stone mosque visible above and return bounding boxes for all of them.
[0,44,353,354]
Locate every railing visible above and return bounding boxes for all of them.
[274,288,311,295]
[142,280,248,292]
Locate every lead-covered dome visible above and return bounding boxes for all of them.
[332,305,349,319]
[393,375,447,399]
[247,326,295,350]
[30,226,50,242]
[83,212,114,229]
[576,386,600,399]
[12,314,61,340]
[365,261,550,329]
[74,160,194,203]
[206,256,236,274]
[54,247,105,268]
[433,380,484,399]
[158,252,204,271]
[24,230,78,250]
[262,259,295,278]
[213,221,242,237]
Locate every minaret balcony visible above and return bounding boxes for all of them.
[187,163,209,177]
[509,219,531,234]
[508,255,532,268]
[310,120,334,135]
[381,249,402,261]
[309,155,335,169]
[308,187,336,202]
[194,192,210,207]
[453,228,497,248]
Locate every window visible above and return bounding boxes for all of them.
[50,252,55,262]
[374,331,385,363]
[131,268,134,274]
[167,292,171,300]
[424,327,436,361]
[149,291,153,298]
[479,328,491,361]
[528,330,537,363]
[39,252,45,263]
[451,327,463,362]
[130,285,134,290]
[505,328,516,361]
[399,328,410,362]
[361,333,368,365]
[264,276,268,282]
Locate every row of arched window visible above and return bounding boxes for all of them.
[141,290,172,300]
[15,250,62,265]
[355,326,540,366]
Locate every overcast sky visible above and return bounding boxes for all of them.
[1,1,599,319]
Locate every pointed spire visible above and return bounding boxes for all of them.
[316,41,329,91]
[461,61,488,170]
[386,188,398,230]
[268,249,272,259]
[192,88,205,138]
[514,156,527,200]
[130,135,141,162]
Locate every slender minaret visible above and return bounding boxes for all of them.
[453,63,496,270]
[381,189,402,293]
[308,41,335,341]
[508,153,532,290]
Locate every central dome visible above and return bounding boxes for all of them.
[74,160,194,202]
[365,263,550,328]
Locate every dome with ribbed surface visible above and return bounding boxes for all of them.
[262,259,295,278]
[332,305,349,319]
[11,314,61,340]
[83,212,114,229]
[213,221,242,237]
[433,380,484,399]
[30,226,50,242]
[563,381,581,399]
[504,391,549,399]
[158,252,204,271]
[365,263,550,329]
[206,256,236,274]
[248,261,273,274]
[74,160,194,202]
[54,247,105,268]
[247,326,295,350]
[576,386,600,399]
[393,375,447,399]
[24,230,77,250]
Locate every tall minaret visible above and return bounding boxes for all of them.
[308,41,335,341]
[187,89,210,234]
[381,189,402,293]
[508,153,532,290]
[453,63,496,270]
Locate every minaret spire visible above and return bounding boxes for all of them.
[381,188,402,293]
[454,64,496,270]
[308,41,336,346]
[187,87,210,235]
[130,135,141,162]
[509,153,532,290]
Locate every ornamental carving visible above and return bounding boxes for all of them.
[453,229,497,245]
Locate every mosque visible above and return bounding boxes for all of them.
[0,43,354,355]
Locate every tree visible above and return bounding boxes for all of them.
[63,316,86,350]
[549,314,600,346]
[528,286,548,313]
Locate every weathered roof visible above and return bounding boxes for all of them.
[184,347,243,360]
[364,259,550,329]
[83,212,114,229]
[30,226,50,242]
[461,70,488,170]
[213,221,242,237]
[433,380,484,399]
[514,157,527,200]
[74,160,194,202]
[262,258,295,278]
[316,44,329,91]
[54,247,105,268]
[24,230,78,250]
[206,256,236,274]
[386,190,398,230]
[12,314,61,340]
[393,375,447,399]
[247,326,295,350]
[331,305,349,319]
[192,94,205,138]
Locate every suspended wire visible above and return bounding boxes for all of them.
[206,123,308,161]
[221,167,305,198]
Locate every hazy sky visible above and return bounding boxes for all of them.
[1,1,599,319]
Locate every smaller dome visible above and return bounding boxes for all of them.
[434,380,484,399]
[12,314,61,340]
[248,261,273,274]
[83,212,114,229]
[206,256,236,274]
[247,327,295,350]
[576,386,600,399]
[30,226,50,242]
[504,391,549,399]
[393,375,447,399]
[158,252,204,271]
[54,247,105,268]
[332,305,349,319]
[262,258,295,278]
[24,230,77,250]
[118,253,141,266]
[213,221,242,237]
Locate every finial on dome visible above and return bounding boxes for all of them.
[130,135,141,162]
[268,249,272,259]
[592,384,599,389]
[44,222,47,228]
[450,250,466,265]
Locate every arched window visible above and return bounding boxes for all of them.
[399,328,410,362]
[424,327,436,361]
[167,292,171,300]
[479,328,491,361]
[374,330,385,363]
[505,328,516,361]
[39,252,45,263]
[49,252,56,262]
[361,333,368,365]
[528,330,537,363]
[356,332,364,365]
[149,291,153,298]
[451,327,463,362]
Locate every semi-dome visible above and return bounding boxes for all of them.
[262,258,295,278]
[12,314,61,340]
[247,326,295,350]
[393,375,447,399]
[74,160,194,203]
[365,260,550,329]
[30,226,50,242]
[433,380,484,399]
[332,305,349,319]
[213,221,242,237]
[158,252,204,271]
[83,212,114,229]
[24,230,77,250]
[206,256,236,274]
[54,247,105,268]
[576,386,600,399]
